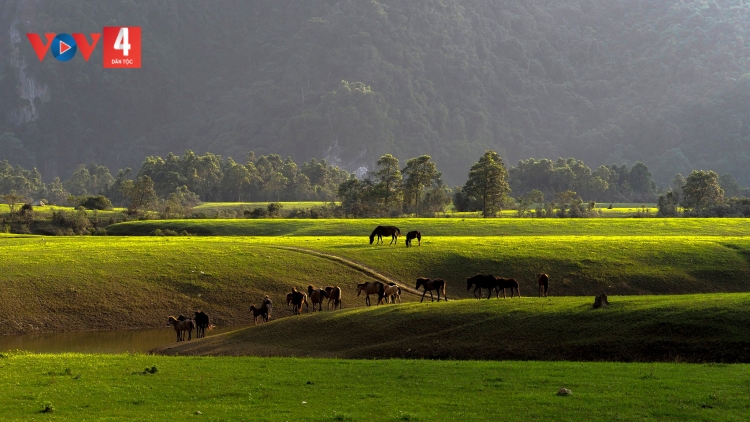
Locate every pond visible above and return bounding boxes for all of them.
[0,325,248,354]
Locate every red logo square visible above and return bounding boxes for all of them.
[103,26,141,68]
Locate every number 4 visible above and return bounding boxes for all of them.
[114,27,131,56]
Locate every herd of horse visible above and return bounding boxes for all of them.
[166,226,551,342]
[167,311,210,342]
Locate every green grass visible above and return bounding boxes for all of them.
[3,234,750,336]
[106,217,750,236]
[0,353,748,421]
[157,293,750,362]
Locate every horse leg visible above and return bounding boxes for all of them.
[420,290,427,303]
[430,290,435,302]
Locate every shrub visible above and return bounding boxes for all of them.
[78,195,113,210]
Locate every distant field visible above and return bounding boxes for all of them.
[2,354,747,421]
[0,204,126,218]
[157,293,750,362]
[106,217,750,236]
[3,234,750,335]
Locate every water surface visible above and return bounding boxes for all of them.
[0,325,248,354]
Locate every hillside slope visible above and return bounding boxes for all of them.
[153,294,750,362]
[3,233,750,335]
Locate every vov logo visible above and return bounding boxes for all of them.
[26,27,141,68]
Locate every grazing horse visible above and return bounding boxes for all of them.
[250,295,273,324]
[495,277,521,298]
[405,231,422,247]
[466,274,499,299]
[415,277,447,302]
[325,286,343,310]
[308,284,329,312]
[168,316,194,342]
[249,305,269,324]
[537,273,549,297]
[194,311,210,338]
[357,281,386,306]
[383,284,402,303]
[369,226,401,245]
[290,287,309,315]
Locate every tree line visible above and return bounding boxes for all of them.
[2,149,749,218]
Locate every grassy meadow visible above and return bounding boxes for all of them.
[105,216,750,236]
[2,353,748,421]
[5,215,750,332]
[3,231,750,336]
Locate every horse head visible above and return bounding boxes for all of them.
[415,277,428,289]
[357,283,365,296]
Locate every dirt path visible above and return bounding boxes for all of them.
[266,246,423,297]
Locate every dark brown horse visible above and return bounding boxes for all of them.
[405,231,421,247]
[308,284,329,312]
[495,277,521,298]
[537,273,549,297]
[370,226,401,245]
[194,311,210,338]
[250,296,273,324]
[357,281,386,305]
[325,286,343,310]
[466,274,498,299]
[415,277,447,302]
[168,316,194,342]
[290,287,309,315]
[249,305,269,324]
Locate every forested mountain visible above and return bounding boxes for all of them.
[2,0,750,186]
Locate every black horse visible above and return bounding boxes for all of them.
[194,311,210,338]
[405,231,421,247]
[369,225,401,245]
[466,274,498,299]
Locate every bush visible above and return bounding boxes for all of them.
[51,210,92,233]
[267,202,282,217]
[76,195,114,210]
[248,207,266,218]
